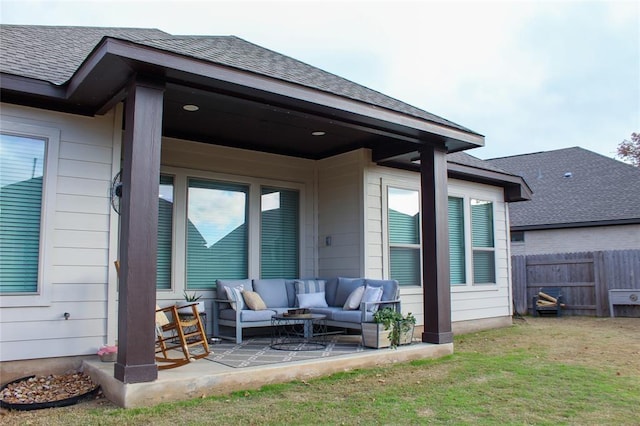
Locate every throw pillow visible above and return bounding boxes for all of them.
[242,290,267,311]
[297,291,328,309]
[360,285,383,312]
[294,279,326,295]
[224,285,246,311]
[343,285,365,310]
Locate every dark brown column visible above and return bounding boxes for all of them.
[420,144,453,344]
[114,77,164,383]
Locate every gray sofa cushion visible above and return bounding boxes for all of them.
[334,277,365,307]
[294,279,325,294]
[324,278,338,306]
[285,280,297,307]
[332,309,374,323]
[364,279,399,302]
[216,279,253,309]
[253,279,288,308]
[220,308,276,322]
[308,306,343,320]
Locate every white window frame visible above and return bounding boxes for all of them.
[156,166,305,301]
[0,121,59,307]
[448,189,499,292]
[382,180,422,287]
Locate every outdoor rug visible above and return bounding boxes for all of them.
[205,336,372,368]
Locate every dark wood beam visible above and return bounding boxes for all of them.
[420,144,453,344]
[114,76,165,383]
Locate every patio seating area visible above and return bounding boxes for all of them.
[83,334,452,408]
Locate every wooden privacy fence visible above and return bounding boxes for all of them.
[512,250,640,317]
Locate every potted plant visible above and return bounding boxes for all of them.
[97,344,118,362]
[176,291,205,314]
[361,307,416,348]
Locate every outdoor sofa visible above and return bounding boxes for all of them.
[212,277,401,343]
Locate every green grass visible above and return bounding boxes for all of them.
[5,318,640,425]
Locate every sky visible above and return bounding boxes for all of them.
[1,0,638,160]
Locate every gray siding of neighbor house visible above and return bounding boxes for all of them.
[511,224,640,256]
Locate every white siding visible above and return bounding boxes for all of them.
[364,154,513,326]
[0,104,118,361]
[511,224,640,256]
[316,150,366,278]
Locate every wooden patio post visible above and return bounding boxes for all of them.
[114,77,165,383]
[419,144,453,344]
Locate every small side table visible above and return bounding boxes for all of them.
[271,314,327,351]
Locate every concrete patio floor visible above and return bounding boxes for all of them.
[83,337,453,408]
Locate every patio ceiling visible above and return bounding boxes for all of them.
[1,36,484,163]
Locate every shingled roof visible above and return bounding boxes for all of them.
[486,147,640,229]
[0,24,474,134]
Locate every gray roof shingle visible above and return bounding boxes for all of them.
[0,25,475,134]
[486,147,640,228]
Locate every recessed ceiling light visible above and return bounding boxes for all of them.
[183,104,199,112]
[311,131,326,136]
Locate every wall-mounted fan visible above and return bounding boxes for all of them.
[111,170,123,215]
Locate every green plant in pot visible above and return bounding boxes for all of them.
[362,307,416,348]
[177,291,204,314]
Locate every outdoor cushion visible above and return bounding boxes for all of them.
[285,279,297,307]
[343,285,365,310]
[242,290,267,310]
[332,309,374,324]
[217,279,253,309]
[361,285,383,312]
[294,279,326,294]
[297,291,329,308]
[334,277,365,307]
[225,286,246,311]
[219,308,276,322]
[307,306,342,320]
[364,279,399,302]
[323,277,338,306]
[253,279,288,308]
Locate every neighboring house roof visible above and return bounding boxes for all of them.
[0,25,473,135]
[486,147,640,230]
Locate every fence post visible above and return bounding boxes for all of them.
[512,255,527,315]
[593,251,607,317]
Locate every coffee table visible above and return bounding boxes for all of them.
[270,313,327,351]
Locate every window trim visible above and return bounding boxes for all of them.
[0,121,59,307]
[157,166,305,301]
[448,191,499,292]
[382,180,422,287]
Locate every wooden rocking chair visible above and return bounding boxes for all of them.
[155,303,210,370]
[114,261,210,370]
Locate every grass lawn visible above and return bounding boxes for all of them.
[2,317,639,425]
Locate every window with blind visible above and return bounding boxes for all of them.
[388,187,421,286]
[260,187,299,279]
[157,175,174,290]
[448,196,466,285]
[186,179,248,289]
[0,134,45,294]
[471,199,495,284]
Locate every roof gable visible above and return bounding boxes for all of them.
[487,147,640,228]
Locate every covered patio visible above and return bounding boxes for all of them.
[84,336,452,408]
[1,26,485,402]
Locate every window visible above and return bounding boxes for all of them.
[0,122,58,306]
[157,175,174,290]
[448,197,466,285]
[510,231,524,242]
[0,134,45,293]
[448,196,497,287]
[186,179,249,289]
[387,187,421,286]
[260,187,299,279]
[471,199,495,284]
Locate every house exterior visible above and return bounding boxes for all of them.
[0,25,529,384]
[486,147,640,256]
